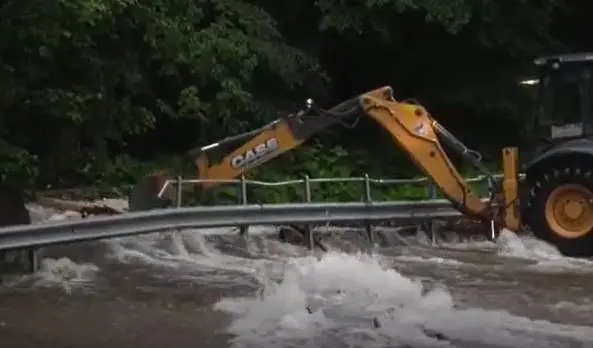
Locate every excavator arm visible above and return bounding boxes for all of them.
[129,86,520,233]
[356,87,519,230]
[187,122,302,189]
[128,97,364,210]
[186,97,364,189]
[361,88,488,217]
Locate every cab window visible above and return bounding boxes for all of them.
[550,73,582,124]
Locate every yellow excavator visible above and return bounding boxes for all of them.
[129,52,593,257]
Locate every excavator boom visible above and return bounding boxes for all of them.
[129,97,365,209]
[357,87,519,230]
[187,97,363,188]
[129,86,520,234]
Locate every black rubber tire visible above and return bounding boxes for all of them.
[522,163,593,257]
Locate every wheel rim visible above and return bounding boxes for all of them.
[545,183,593,239]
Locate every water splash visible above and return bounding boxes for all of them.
[495,229,593,271]
[104,228,284,286]
[215,252,593,348]
[2,257,99,293]
[34,257,99,292]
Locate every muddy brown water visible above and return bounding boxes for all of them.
[0,267,236,348]
[2,209,593,348]
[0,239,250,348]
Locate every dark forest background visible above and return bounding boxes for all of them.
[0,0,591,201]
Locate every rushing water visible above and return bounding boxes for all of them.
[1,202,593,348]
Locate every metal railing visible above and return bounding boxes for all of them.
[0,172,525,275]
[158,173,503,203]
[0,200,466,251]
[155,172,520,247]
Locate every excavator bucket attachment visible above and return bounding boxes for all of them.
[128,170,175,212]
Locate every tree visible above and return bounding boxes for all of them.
[0,0,319,187]
[0,0,577,192]
[258,0,563,152]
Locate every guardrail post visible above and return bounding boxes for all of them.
[175,176,183,208]
[303,175,314,250]
[170,176,185,251]
[486,177,496,241]
[0,248,39,275]
[238,175,249,237]
[363,174,375,249]
[427,181,438,245]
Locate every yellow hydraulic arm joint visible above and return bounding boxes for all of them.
[357,86,520,230]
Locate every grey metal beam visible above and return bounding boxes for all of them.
[0,200,463,250]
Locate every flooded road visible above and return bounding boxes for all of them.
[2,204,593,347]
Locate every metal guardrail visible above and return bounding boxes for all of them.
[1,172,518,255]
[158,173,524,205]
[157,173,514,240]
[158,173,505,201]
[0,200,464,251]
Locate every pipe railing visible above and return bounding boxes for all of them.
[155,172,525,246]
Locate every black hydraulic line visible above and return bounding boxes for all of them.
[432,122,495,181]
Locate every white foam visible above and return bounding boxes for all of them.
[496,229,560,259]
[26,203,56,223]
[104,228,285,286]
[2,257,99,292]
[91,198,129,212]
[438,239,498,252]
[34,257,99,291]
[1,206,99,292]
[245,235,309,259]
[215,252,593,348]
[551,300,593,312]
[105,238,180,268]
[495,229,593,271]
[392,254,465,266]
[26,204,81,223]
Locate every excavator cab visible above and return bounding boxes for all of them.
[528,53,593,147]
[521,53,593,257]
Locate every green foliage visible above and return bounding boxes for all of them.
[313,0,559,116]
[0,0,319,188]
[0,0,575,202]
[0,140,39,188]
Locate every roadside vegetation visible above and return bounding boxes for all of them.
[0,0,587,203]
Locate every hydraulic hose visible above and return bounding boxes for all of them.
[432,121,494,180]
